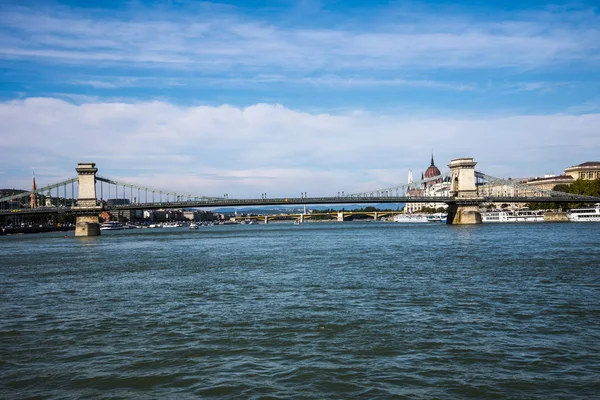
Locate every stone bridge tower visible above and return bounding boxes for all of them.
[73,162,102,236]
[446,158,482,224]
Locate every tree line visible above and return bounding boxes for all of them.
[527,178,600,210]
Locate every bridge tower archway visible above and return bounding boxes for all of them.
[446,158,482,225]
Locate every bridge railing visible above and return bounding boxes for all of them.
[0,177,78,203]
[95,176,222,205]
[476,173,600,202]
[346,172,452,198]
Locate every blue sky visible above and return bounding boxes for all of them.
[1,0,599,196]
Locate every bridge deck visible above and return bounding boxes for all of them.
[2,195,599,216]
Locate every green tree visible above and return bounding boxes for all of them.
[569,178,600,197]
[552,184,570,193]
[566,178,600,209]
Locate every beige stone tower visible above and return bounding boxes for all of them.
[446,158,482,224]
[73,163,102,236]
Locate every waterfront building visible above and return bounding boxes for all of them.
[165,209,184,221]
[526,174,574,190]
[477,178,530,210]
[478,178,527,197]
[564,161,600,181]
[404,155,450,213]
[108,209,137,222]
[144,209,185,222]
[524,161,599,192]
[184,210,202,221]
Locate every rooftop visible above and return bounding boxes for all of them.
[566,161,600,169]
[527,175,574,183]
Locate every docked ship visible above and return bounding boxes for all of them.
[393,214,429,223]
[99,221,125,230]
[567,204,600,222]
[481,209,545,223]
[426,213,447,223]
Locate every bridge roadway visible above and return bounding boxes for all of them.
[2,194,599,216]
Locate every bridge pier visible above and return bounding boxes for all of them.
[446,203,482,225]
[264,215,269,224]
[75,215,101,236]
[337,211,344,222]
[72,163,102,237]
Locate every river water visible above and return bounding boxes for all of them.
[1,222,599,399]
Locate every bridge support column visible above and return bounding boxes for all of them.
[373,212,378,221]
[264,216,269,224]
[75,215,101,236]
[299,214,304,223]
[446,203,482,225]
[72,162,102,236]
[337,212,344,222]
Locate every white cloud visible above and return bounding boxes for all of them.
[1,98,598,196]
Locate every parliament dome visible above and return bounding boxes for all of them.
[424,155,441,178]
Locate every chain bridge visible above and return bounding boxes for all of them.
[2,158,599,236]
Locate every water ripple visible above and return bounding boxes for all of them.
[1,223,600,399]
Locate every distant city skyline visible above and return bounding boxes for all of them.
[1,0,599,197]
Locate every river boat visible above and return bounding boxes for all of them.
[189,223,199,230]
[510,209,545,222]
[481,209,545,223]
[99,221,124,230]
[393,214,428,223]
[427,213,447,223]
[567,203,600,222]
[481,211,510,222]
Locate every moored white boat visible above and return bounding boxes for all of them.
[99,221,124,230]
[567,203,600,222]
[481,211,510,222]
[481,209,545,223]
[509,209,545,222]
[393,214,428,223]
[189,223,199,229]
[426,213,447,223]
